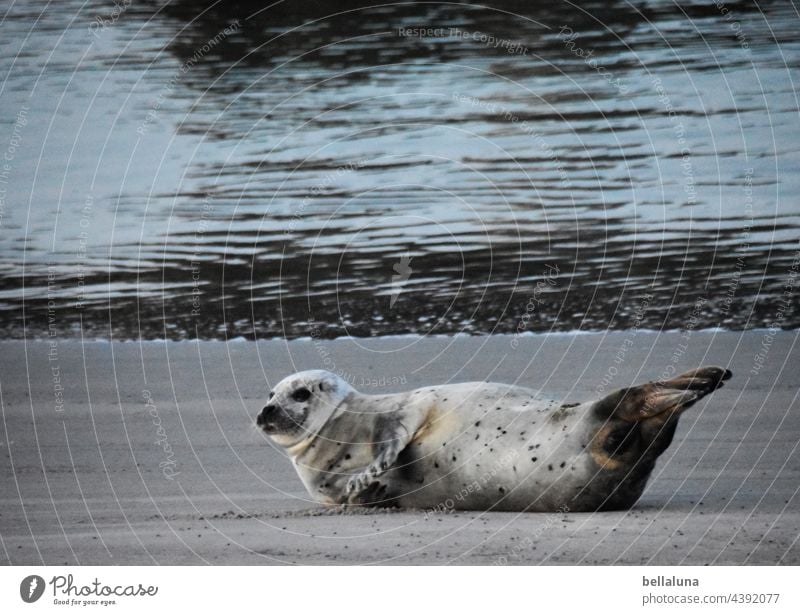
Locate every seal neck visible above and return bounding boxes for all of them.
[284,392,353,458]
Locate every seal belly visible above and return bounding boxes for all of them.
[388,386,602,512]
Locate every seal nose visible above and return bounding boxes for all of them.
[257,404,277,427]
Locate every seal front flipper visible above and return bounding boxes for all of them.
[345,411,418,502]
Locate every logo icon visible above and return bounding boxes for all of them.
[390,254,413,308]
[20,575,45,603]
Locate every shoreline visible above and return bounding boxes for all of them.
[10,325,798,344]
[1,331,798,564]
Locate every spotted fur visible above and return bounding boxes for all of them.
[256,367,731,512]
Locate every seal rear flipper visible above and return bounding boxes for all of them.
[588,367,731,475]
[593,366,732,424]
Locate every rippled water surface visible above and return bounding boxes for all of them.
[1,0,799,339]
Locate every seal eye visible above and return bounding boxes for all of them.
[292,387,311,402]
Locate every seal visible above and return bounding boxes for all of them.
[256,366,732,512]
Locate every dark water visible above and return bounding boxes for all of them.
[1,0,798,340]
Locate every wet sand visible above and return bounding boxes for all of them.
[0,331,798,565]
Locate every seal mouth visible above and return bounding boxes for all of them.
[257,407,309,436]
[259,421,278,434]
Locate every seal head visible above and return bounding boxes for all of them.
[256,370,353,448]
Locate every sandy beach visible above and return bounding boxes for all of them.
[1,330,798,565]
